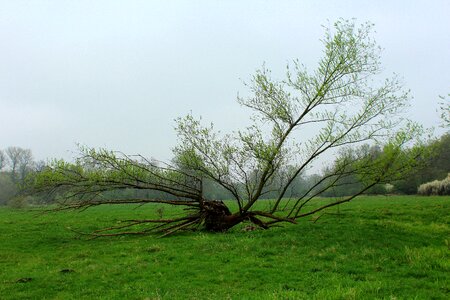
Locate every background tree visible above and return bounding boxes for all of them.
[5,146,33,183]
[29,20,429,237]
[0,147,44,206]
[438,94,449,128]
[0,150,7,171]
[17,149,34,183]
[393,133,450,194]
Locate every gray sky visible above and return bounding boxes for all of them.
[1,0,449,165]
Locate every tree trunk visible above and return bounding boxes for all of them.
[202,200,244,232]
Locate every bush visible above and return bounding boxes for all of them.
[417,174,450,196]
[0,173,18,205]
[7,196,29,209]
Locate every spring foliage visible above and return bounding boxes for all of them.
[29,20,430,236]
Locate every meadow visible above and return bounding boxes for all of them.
[0,196,448,299]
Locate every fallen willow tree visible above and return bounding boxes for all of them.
[29,20,429,237]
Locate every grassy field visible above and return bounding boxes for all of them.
[0,196,449,299]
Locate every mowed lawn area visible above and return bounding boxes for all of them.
[0,196,448,299]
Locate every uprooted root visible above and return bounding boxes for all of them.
[65,200,296,238]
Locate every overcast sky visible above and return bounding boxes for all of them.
[1,0,449,165]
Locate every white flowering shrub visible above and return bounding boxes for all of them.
[417,174,450,195]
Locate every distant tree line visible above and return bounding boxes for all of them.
[0,147,46,206]
[307,133,449,197]
[1,133,448,207]
[392,133,449,194]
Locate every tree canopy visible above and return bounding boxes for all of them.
[29,20,429,237]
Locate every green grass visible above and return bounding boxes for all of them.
[0,196,449,299]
